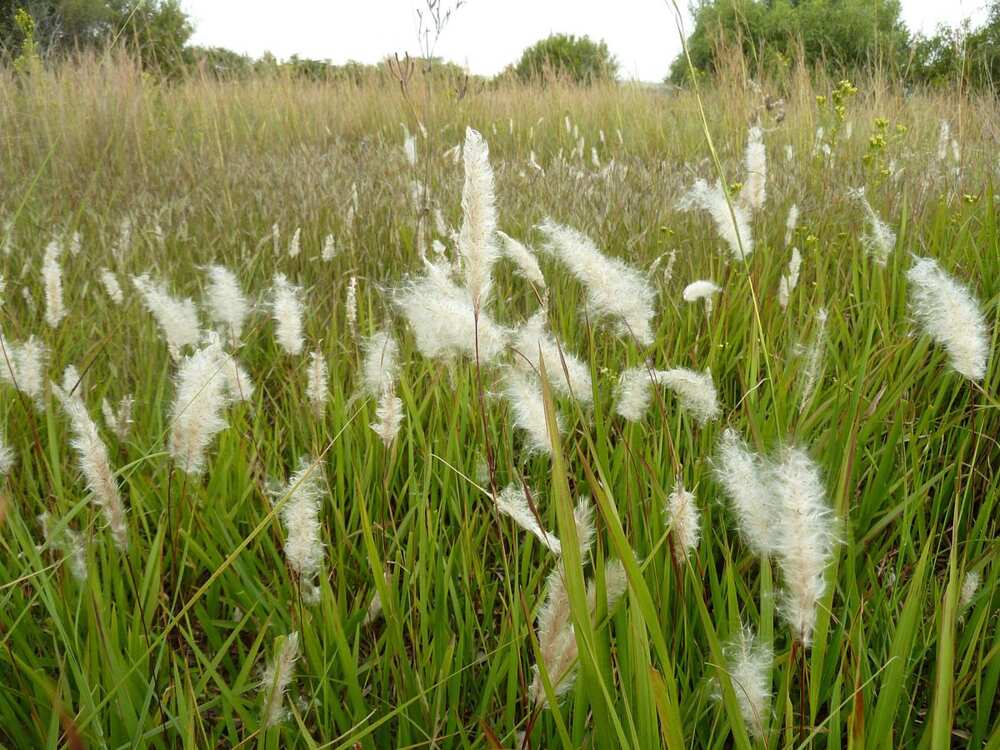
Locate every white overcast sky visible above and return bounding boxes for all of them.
[183,0,988,82]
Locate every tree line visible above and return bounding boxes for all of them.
[2,0,998,89]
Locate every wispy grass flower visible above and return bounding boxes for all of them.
[261,631,300,727]
[371,384,404,447]
[778,247,802,309]
[907,256,989,381]
[723,626,772,738]
[0,333,46,404]
[665,483,700,564]
[458,128,498,309]
[497,231,546,288]
[494,483,561,555]
[271,273,304,355]
[205,265,249,345]
[99,269,124,304]
[168,339,234,476]
[132,274,201,359]
[306,350,328,417]
[42,239,66,328]
[683,279,722,314]
[713,429,775,555]
[739,126,767,213]
[361,331,399,397]
[503,369,561,455]
[678,179,754,261]
[539,219,656,344]
[849,187,895,266]
[277,457,326,604]
[52,366,128,549]
[512,311,592,403]
[101,395,134,441]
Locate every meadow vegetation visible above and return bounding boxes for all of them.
[0,55,997,748]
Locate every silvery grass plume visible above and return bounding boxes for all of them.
[713,429,775,555]
[52,366,128,550]
[959,570,981,621]
[270,222,280,254]
[287,227,301,258]
[722,625,772,739]
[345,276,358,338]
[205,265,249,345]
[798,308,828,410]
[112,216,132,263]
[99,269,124,304]
[778,247,802,309]
[42,239,66,328]
[0,333,46,404]
[361,331,399,397]
[37,512,88,582]
[649,248,678,285]
[497,231,546,289]
[494,483,561,555]
[683,279,722,315]
[395,259,509,363]
[260,631,300,727]
[403,131,417,165]
[371,383,404,447]
[665,483,700,564]
[907,256,989,381]
[769,446,839,646]
[848,187,895,266]
[1,218,12,255]
[458,128,499,309]
[739,126,767,213]
[539,219,657,345]
[168,338,249,476]
[306,350,328,418]
[512,311,592,403]
[614,367,720,425]
[937,119,951,162]
[277,458,326,604]
[530,556,627,706]
[784,204,799,248]
[677,179,754,261]
[271,273,304,356]
[363,569,391,626]
[504,369,562,455]
[132,274,201,359]
[321,234,337,261]
[101,394,134,441]
[0,429,15,477]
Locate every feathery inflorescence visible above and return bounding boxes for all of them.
[306,350,329,418]
[614,367,720,425]
[205,265,249,345]
[713,429,775,555]
[99,268,124,304]
[723,626,773,739]
[101,394,134,441]
[798,308,828,409]
[168,339,240,476]
[739,126,767,213]
[494,483,561,555]
[503,369,561,455]
[906,256,989,381]
[683,279,722,314]
[615,367,655,422]
[133,273,201,359]
[0,332,46,404]
[457,128,498,309]
[665,483,701,564]
[539,219,656,345]
[277,458,326,604]
[0,430,15,477]
[52,367,128,549]
[371,383,404,447]
[271,273,305,355]
[497,231,546,288]
[677,179,754,260]
[395,259,508,363]
[849,187,895,265]
[260,631,300,727]
[784,204,799,248]
[42,239,66,328]
[778,247,802,309]
[361,330,399,398]
[512,310,592,403]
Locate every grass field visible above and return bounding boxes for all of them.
[0,56,998,748]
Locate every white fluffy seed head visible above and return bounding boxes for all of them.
[0,430,15,477]
[497,230,546,288]
[678,179,754,261]
[371,384,404,447]
[615,367,654,422]
[798,308,828,410]
[306,350,328,418]
[99,269,124,304]
[0,333,46,404]
[287,227,301,258]
[52,368,128,550]
[458,127,498,308]
[739,126,767,213]
[513,311,592,403]
[132,274,201,359]
[959,570,981,615]
[321,234,336,261]
[168,339,233,476]
[778,247,802,309]
[101,394,134,441]
[784,204,800,248]
[504,369,561,455]
[723,625,773,738]
[655,368,721,425]
[277,458,326,597]
[683,279,721,304]
[907,256,989,381]
[495,483,561,555]
[849,187,895,266]
[770,446,838,647]
[345,276,358,337]
[271,273,304,356]
[665,483,701,563]
[539,219,656,345]
[205,265,249,345]
[42,239,66,328]
[713,429,776,555]
[361,331,399,398]
[395,260,509,363]
[260,631,300,727]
